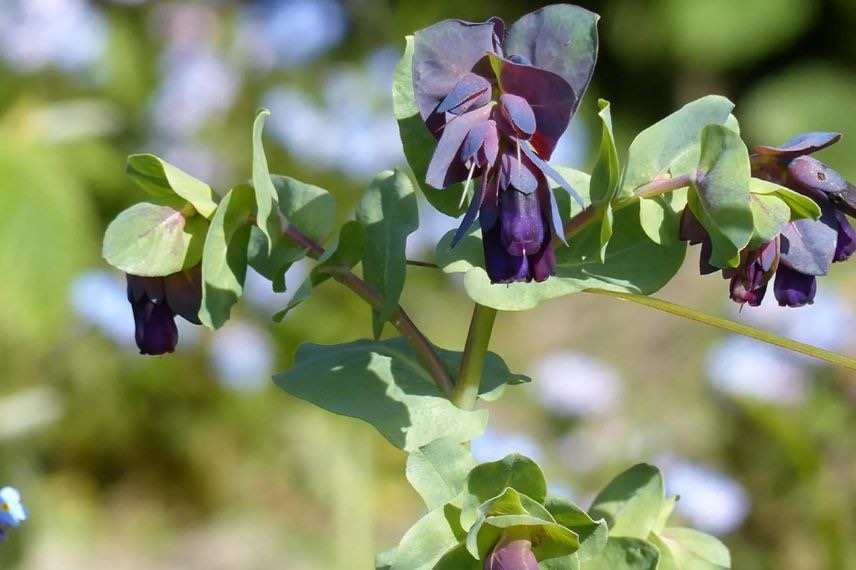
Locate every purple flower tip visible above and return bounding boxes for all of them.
[774,265,817,307]
[484,539,539,570]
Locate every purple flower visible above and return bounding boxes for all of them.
[126,265,202,355]
[412,7,598,283]
[484,539,539,570]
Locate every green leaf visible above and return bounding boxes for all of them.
[589,100,621,260]
[622,96,735,245]
[251,108,281,254]
[248,175,336,291]
[125,154,218,218]
[651,528,730,570]
[198,185,254,328]
[581,537,660,570]
[274,338,487,451]
[544,495,608,562]
[749,178,821,221]
[588,464,666,539]
[390,504,466,570]
[433,543,481,570]
[406,438,477,511]
[437,169,686,311]
[393,36,465,217]
[540,555,582,570]
[103,201,207,276]
[689,124,753,268]
[461,454,547,529]
[748,192,790,250]
[357,169,419,337]
[272,221,366,321]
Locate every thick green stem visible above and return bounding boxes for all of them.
[452,304,498,409]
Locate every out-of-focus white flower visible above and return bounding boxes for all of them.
[661,459,750,536]
[530,352,623,417]
[70,270,136,346]
[235,0,347,71]
[208,321,275,392]
[0,486,27,537]
[0,0,107,74]
[706,336,808,404]
[471,427,543,464]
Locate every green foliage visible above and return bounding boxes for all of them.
[102,201,207,276]
[688,124,753,268]
[198,185,254,329]
[461,454,548,528]
[125,154,218,218]
[589,100,621,260]
[248,175,337,292]
[581,537,660,570]
[251,108,282,254]
[406,438,477,511]
[357,170,419,337]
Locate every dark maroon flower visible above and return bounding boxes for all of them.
[127,266,202,355]
[484,539,539,570]
[724,238,779,307]
[774,264,817,307]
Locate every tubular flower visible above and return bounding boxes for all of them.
[126,265,202,355]
[0,487,27,541]
[682,132,856,308]
[412,10,595,283]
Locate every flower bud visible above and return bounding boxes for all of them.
[773,265,817,307]
[484,539,539,570]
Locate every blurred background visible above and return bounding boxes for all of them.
[1,0,855,568]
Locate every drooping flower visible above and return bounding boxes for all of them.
[0,486,27,541]
[126,265,202,355]
[484,538,539,570]
[412,7,597,283]
[681,131,856,308]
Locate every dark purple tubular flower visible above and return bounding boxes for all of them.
[412,7,597,283]
[484,539,539,570]
[126,265,202,355]
[682,131,856,308]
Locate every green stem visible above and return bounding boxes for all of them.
[452,304,498,409]
[587,289,856,371]
[282,224,455,395]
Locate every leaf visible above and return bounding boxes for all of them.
[544,495,608,562]
[749,178,821,221]
[391,504,466,570]
[393,36,466,217]
[589,99,620,260]
[198,185,254,328]
[461,454,547,528]
[357,170,419,337]
[272,221,366,321]
[273,338,487,452]
[248,175,336,292]
[588,464,666,539]
[103,201,207,276]
[638,190,687,246]
[433,542,481,570]
[651,528,730,570]
[251,108,281,254]
[503,4,599,117]
[580,537,660,570]
[748,193,790,250]
[540,555,582,570]
[126,154,218,218]
[689,124,753,268]
[406,438,477,511]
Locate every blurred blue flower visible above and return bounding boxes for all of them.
[235,0,347,71]
[208,322,275,392]
[0,0,107,74]
[530,351,623,417]
[71,270,136,347]
[0,486,27,541]
[549,120,589,170]
[706,336,808,404]
[471,427,543,464]
[662,459,750,535]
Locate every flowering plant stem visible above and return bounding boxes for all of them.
[282,224,456,395]
[452,304,498,410]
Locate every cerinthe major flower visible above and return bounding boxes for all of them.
[127,265,202,355]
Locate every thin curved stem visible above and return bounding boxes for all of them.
[282,224,455,395]
[451,304,498,409]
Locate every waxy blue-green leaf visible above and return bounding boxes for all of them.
[588,464,666,539]
[544,495,608,562]
[433,543,481,570]
[580,537,660,570]
[103,201,207,276]
[389,504,466,570]
[272,221,366,322]
[622,96,735,244]
[248,175,336,292]
[357,170,419,338]
[589,100,620,260]
[199,185,254,328]
[393,36,466,217]
[126,154,218,218]
[406,438,477,511]
[461,453,547,529]
[750,178,821,221]
[274,338,487,452]
[650,528,730,570]
[251,108,281,254]
[748,192,790,250]
[689,124,753,268]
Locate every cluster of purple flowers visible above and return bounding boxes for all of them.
[412,11,595,283]
[682,132,856,307]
